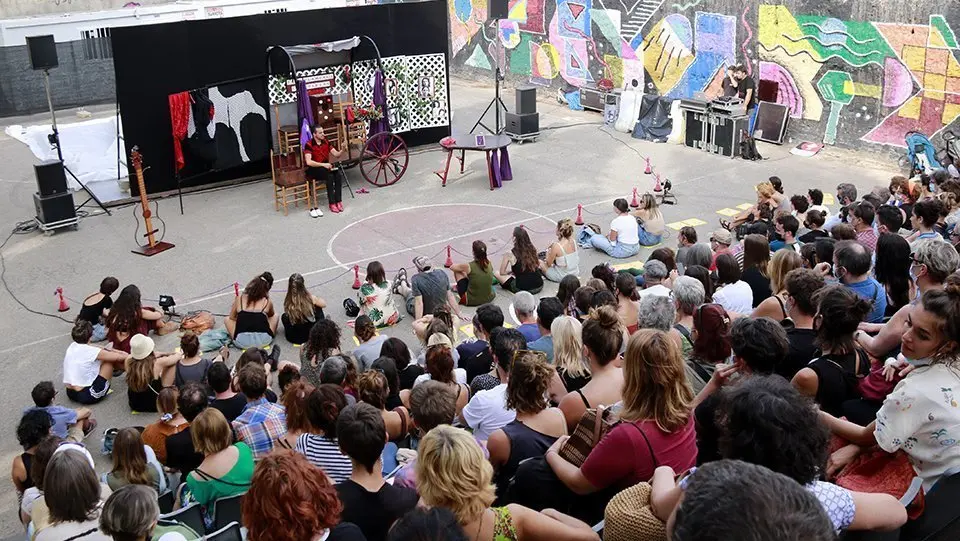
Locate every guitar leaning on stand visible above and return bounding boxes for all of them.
[130,147,175,256]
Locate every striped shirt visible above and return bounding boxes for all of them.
[295,433,352,482]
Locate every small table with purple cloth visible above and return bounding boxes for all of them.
[435,134,513,190]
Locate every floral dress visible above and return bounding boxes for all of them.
[492,507,519,541]
[358,280,400,327]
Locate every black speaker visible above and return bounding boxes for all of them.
[684,110,707,150]
[516,86,537,115]
[757,80,779,103]
[34,192,76,224]
[710,115,748,157]
[488,0,509,20]
[505,112,539,136]
[34,160,68,196]
[26,35,58,71]
[755,102,790,144]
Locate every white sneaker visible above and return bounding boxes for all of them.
[309,208,323,218]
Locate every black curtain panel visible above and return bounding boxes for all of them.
[113,0,451,195]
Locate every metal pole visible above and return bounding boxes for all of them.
[44,69,64,162]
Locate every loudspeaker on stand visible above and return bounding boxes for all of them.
[26,35,58,71]
[488,0,509,20]
[34,160,68,196]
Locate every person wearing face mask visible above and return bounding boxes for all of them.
[856,239,960,358]
[849,201,878,251]
[874,204,905,235]
[824,183,858,233]
[821,275,960,494]
[814,240,887,323]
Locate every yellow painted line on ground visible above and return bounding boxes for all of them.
[611,260,644,271]
[680,218,707,227]
[823,193,835,205]
[736,203,753,210]
[666,221,688,231]
[716,208,740,217]
[461,321,512,339]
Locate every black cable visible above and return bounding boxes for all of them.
[0,223,75,324]
[541,120,603,131]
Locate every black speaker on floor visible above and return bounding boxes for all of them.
[506,112,539,135]
[34,160,68,196]
[34,192,76,224]
[516,86,537,115]
[26,35,58,71]
[488,0,509,20]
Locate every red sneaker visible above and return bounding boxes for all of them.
[336,202,344,212]
[329,204,339,213]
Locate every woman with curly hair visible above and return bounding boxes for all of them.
[297,384,352,482]
[225,271,279,349]
[281,273,327,344]
[488,351,567,499]
[540,218,580,283]
[104,285,176,353]
[12,410,51,496]
[243,449,363,541]
[357,369,411,442]
[300,318,343,389]
[751,249,802,321]
[496,227,544,294]
[358,261,400,328]
[451,241,497,306]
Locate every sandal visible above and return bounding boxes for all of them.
[392,268,408,294]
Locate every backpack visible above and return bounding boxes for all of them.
[740,131,762,161]
[343,298,360,317]
[905,131,941,175]
[180,310,215,334]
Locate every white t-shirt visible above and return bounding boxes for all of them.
[713,280,754,314]
[610,215,640,246]
[63,342,102,387]
[460,383,516,442]
[639,284,672,298]
[413,368,467,387]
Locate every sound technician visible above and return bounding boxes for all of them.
[721,64,757,133]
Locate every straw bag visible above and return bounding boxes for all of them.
[559,404,617,467]
[604,483,667,541]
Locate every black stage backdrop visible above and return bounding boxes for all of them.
[112,0,450,195]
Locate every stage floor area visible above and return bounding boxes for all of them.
[0,77,893,538]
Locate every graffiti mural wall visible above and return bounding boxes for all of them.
[449,0,960,151]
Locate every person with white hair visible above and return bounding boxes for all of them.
[639,260,671,298]
[684,244,714,271]
[638,295,686,352]
[672,276,705,357]
[513,291,541,342]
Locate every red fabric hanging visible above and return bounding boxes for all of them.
[168,92,191,171]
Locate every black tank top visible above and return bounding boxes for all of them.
[21,453,34,490]
[235,299,273,337]
[495,420,558,498]
[807,350,869,417]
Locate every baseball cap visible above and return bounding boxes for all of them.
[413,255,432,272]
[427,333,452,348]
[710,229,732,245]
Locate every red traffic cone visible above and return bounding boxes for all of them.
[55,287,69,312]
[352,265,362,289]
[630,187,640,208]
[644,158,652,174]
[234,282,240,297]
[574,204,584,225]
[653,173,663,193]
[444,246,453,268]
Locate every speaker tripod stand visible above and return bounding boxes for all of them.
[471,19,508,135]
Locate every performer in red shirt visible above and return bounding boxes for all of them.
[304,125,345,216]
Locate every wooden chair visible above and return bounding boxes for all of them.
[271,149,316,215]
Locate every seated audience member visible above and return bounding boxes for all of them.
[105,285,177,353]
[282,273,327,344]
[411,335,469,402]
[875,203,905,235]
[682,244,713,272]
[164,382,208,478]
[682,265,713,302]
[141,386,187,464]
[103,427,161,492]
[778,269,826,380]
[799,208,829,243]
[648,247,678,275]
[371,356,403,410]
[125,334,180,412]
[822,280,960,493]
[790,193,810,217]
[708,229,733,271]
[357,370,410,443]
[908,198,945,248]
[321,355,359,404]
[676,226,697,267]
[489,351,566,499]
[275,380,314,451]
[63,320,128,405]
[858,239,959,357]
[470,327,528,396]
[527,297,563,361]
[26,381,93,442]
[336,403,418,541]
[547,316,590,403]
[638,295,683,348]
[243,450,364,541]
[417,425,599,541]
[459,331,519,442]
[231,347,279,402]
[381,337,421,391]
[393,381,459,491]
[573,286,596,320]
[99,485,164,541]
[186,408,254,507]
[850,201,879,251]
[557,275,581,317]
[558,306,624,432]
[672,276,705,358]
[174,332,219,387]
[633,193,666,246]
[615,272,640,334]
[225,271,279,350]
[396,255,464,320]
[824,183,858,232]
[458,304,503,384]
[451,241,497,306]
[770,214,801,252]
[208,362,246,422]
[540,219,581,282]
[699,376,906,533]
[19,436,60,527]
[711,254,753,314]
[638,260,671,298]
[808,188,830,217]
[353,315,388,372]
[298,384,352,482]
[514,292,541,342]
[751,249,802,321]
[388,507,468,541]
[300,318,343,389]
[496,227,545,293]
[660,460,835,541]
[585,199,641,259]
[720,181,780,233]
[34,447,112,541]
[591,263,618,292]
[874,233,915,317]
[820,240,887,323]
[358,261,400,328]
[415,314,462,367]
[685,304,732,394]
[232,364,287,460]
[76,276,119,342]
[741,234,773,307]
[13,410,51,497]
[831,223,857,241]
[548,330,695,501]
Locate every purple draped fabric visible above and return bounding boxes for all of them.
[490,149,503,189]
[368,69,391,139]
[500,147,512,181]
[297,79,314,147]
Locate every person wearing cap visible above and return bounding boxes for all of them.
[708,229,733,271]
[393,256,465,320]
[63,320,130,405]
[125,334,182,413]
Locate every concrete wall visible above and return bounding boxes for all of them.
[0,0,172,19]
[449,0,960,153]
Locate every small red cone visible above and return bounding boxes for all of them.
[352,265,362,289]
[234,282,240,297]
[644,158,652,174]
[574,204,584,225]
[653,173,663,193]
[630,187,640,208]
[444,246,453,268]
[55,287,69,312]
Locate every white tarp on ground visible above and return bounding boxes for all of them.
[4,116,122,191]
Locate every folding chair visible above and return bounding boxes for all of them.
[157,489,175,514]
[159,502,205,537]
[210,492,245,533]
[204,521,243,541]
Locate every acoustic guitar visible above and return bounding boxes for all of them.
[130,147,175,256]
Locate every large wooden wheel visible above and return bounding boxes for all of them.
[360,132,408,187]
